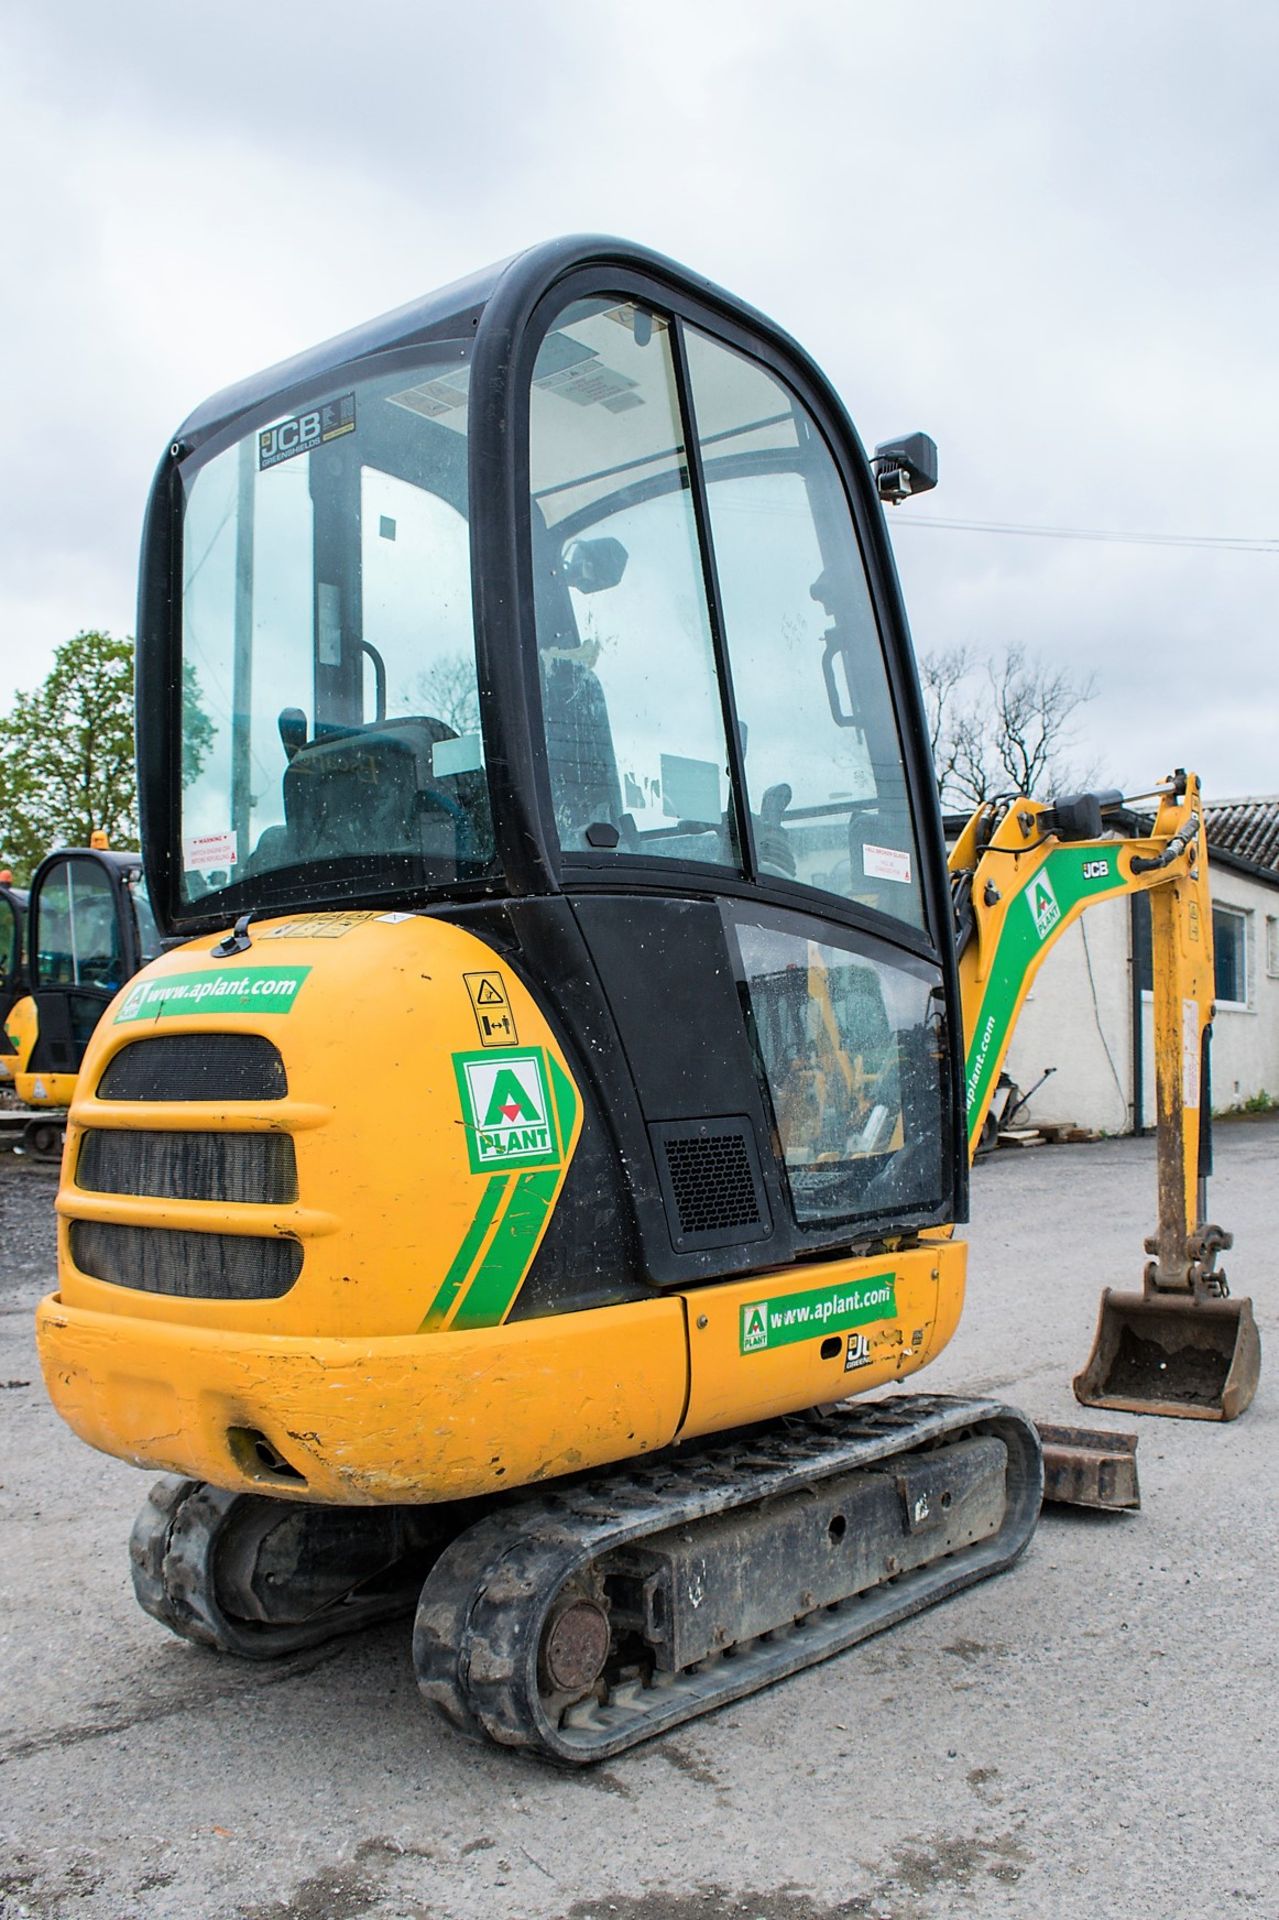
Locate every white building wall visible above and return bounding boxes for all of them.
[1139,867,1279,1125]
[995,864,1279,1133]
[1004,895,1133,1134]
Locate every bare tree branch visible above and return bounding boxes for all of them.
[921,641,1099,808]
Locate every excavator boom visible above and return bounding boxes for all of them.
[949,772,1260,1418]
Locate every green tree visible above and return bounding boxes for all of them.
[182,659,216,788]
[0,631,138,881]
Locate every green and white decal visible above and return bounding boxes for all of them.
[453,1046,565,1174]
[113,965,311,1023]
[740,1272,897,1354]
[422,1048,579,1331]
[963,846,1121,1144]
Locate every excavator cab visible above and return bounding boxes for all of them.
[19,846,162,1111]
[0,877,27,1084]
[141,238,965,1283]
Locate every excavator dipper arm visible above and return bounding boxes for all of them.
[948,772,1260,1419]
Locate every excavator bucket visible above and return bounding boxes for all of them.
[1074,1287,1261,1422]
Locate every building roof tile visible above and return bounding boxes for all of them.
[1204,797,1279,876]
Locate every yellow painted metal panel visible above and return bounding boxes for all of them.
[679,1240,965,1440]
[36,1290,689,1504]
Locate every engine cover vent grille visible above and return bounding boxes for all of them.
[650,1118,771,1251]
[76,1130,298,1205]
[70,1220,302,1300]
[97,1034,288,1102]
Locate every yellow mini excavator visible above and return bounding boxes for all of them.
[0,871,28,1087]
[4,840,161,1157]
[35,237,1260,1763]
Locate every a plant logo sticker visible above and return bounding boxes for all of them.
[739,1274,897,1354]
[742,1302,770,1352]
[1027,871,1061,942]
[454,1048,563,1173]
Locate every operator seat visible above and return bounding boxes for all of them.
[531,517,625,849]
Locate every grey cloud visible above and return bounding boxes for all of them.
[2,0,1276,801]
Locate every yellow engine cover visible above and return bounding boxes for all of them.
[36,912,966,1503]
[4,993,39,1091]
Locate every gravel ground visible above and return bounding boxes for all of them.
[1,1123,1276,1920]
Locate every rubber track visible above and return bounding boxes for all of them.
[129,1477,422,1658]
[412,1394,1043,1763]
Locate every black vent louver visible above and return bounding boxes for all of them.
[650,1118,771,1251]
[70,1220,302,1300]
[98,1034,287,1102]
[76,1130,297,1205]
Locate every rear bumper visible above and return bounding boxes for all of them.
[35,1290,689,1503]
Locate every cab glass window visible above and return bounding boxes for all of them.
[35,861,126,991]
[685,329,926,931]
[179,348,494,911]
[128,875,163,965]
[730,909,948,1226]
[0,897,19,992]
[528,299,739,871]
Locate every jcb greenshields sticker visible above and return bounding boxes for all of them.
[454,1047,564,1174]
[740,1273,897,1354]
[113,966,311,1023]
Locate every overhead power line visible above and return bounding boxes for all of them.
[891,514,1278,554]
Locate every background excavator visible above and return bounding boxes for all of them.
[0,871,28,1089]
[3,839,160,1157]
[35,237,1260,1764]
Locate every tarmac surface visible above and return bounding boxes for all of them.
[1,1121,1276,1920]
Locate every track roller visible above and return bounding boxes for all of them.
[412,1394,1043,1763]
[130,1476,457,1658]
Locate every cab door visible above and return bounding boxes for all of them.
[26,855,142,1097]
[521,284,961,1281]
[0,885,26,1079]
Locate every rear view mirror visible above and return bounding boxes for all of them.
[872,432,938,504]
[562,536,628,594]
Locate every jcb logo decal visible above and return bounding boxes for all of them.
[260,412,322,465]
[259,393,356,470]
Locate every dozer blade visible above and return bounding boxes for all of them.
[1073,1287,1261,1423]
[1036,1422,1140,1510]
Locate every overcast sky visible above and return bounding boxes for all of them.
[2,1,1275,801]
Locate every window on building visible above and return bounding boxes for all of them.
[1135,894,1255,1008]
[1213,905,1248,1008]
[1266,915,1279,979]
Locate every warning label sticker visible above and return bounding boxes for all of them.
[862,842,912,886]
[1182,997,1201,1109]
[533,331,642,413]
[260,913,376,940]
[183,830,237,873]
[463,971,519,1048]
[389,369,472,421]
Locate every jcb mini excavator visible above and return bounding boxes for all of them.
[5,840,160,1156]
[0,871,28,1087]
[35,237,1260,1763]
